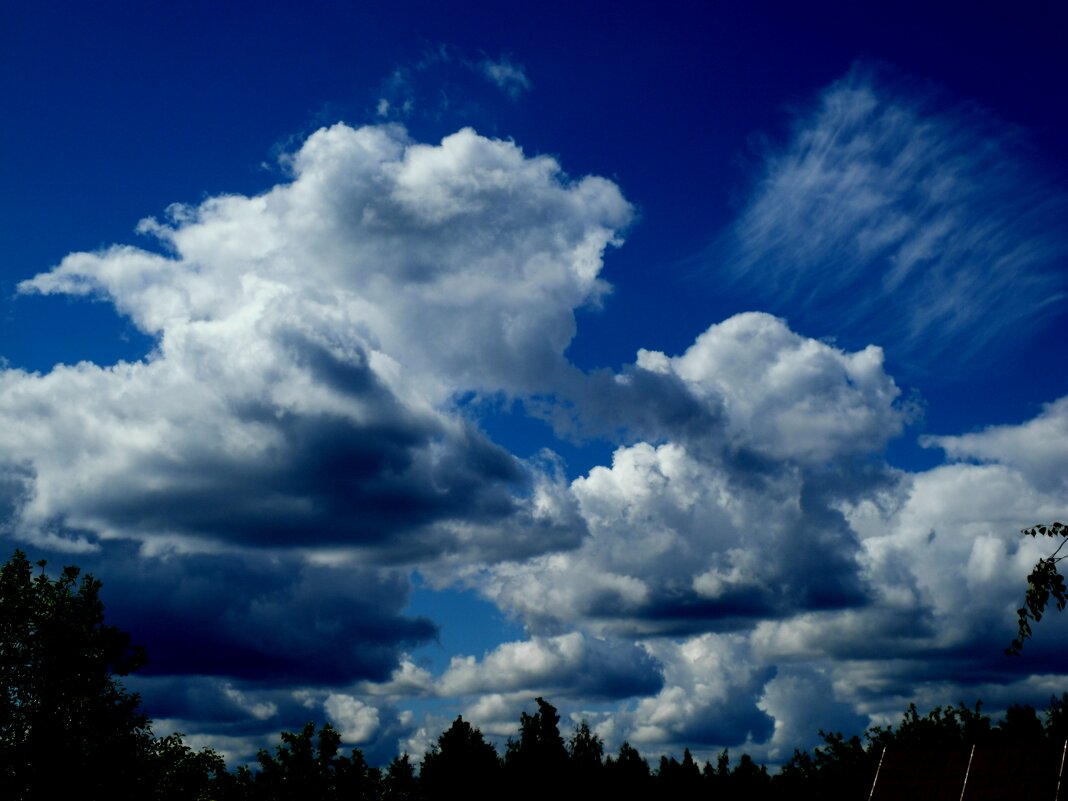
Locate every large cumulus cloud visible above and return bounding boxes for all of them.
[4,123,630,560]
[462,314,1067,760]
[0,121,632,758]
[478,313,908,637]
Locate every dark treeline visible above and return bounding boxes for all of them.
[4,548,1068,800]
[202,694,1068,801]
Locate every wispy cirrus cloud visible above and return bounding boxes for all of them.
[719,64,1068,373]
[480,57,531,98]
[374,46,533,124]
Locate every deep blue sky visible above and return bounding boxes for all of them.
[2,0,1066,766]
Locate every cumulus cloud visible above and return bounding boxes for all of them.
[5,123,629,561]
[438,632,662,699]
[741,396,1068,741]
[325,694,381,743]
[921,396,1068,494]
[719,64,1068,371]
[22,125,629,399]
[480,314,906,637]
[358,658,435,698]
[757,668,868,762]
[634,312,906,462]
[541,312,907,464]
[130,676,287,731]
[629,635,774,748]
[0,121,634,760]
[466,314,1066,757]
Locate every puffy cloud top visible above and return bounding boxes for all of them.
[5,124,631,558]
[637,312,905,463]
[23,124,631,400]
[922,397,1068,494]
[480,314,904,639]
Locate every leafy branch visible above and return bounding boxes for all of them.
[1007,522,1067,655]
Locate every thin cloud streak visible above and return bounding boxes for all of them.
[480,57,532,98]
[718,64,1068,373]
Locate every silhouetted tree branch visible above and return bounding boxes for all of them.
[1007,522,1067,655]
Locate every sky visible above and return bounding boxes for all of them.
[2,0,1067,767]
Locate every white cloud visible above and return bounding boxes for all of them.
[4,123,630,559]
[480,57,532,98]
[463,692,534,736]
[359,657,435,698]
[437,632,662,699]
[629,635,774,748]
[740,398,1068,750]
[223,683,279,721]
[479,314,903,636]
[922,396,1068,494]
[5,73,1067,764]
[325,694,381,743]
[22,124,630,400]
[757,668,867,762]
[637,312,906,462]
[721,65,1068,370]
[465,306,1068,756]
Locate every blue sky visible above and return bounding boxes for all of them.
[2,0,1067,766]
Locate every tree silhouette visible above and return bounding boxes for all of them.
[567,719,603,767]
[0,549,226,800]
[1,549,152,799]
[505,697,569,799]
[1045,693,1068,742]
[383,753,420,801]
[656,749,702,798]
[604,740,651,797]
[993,703,1045,745]
[730,752,771,798]
[1008,522,1067,654]
[420,715,501,800]
[149,732,231,801]
[248,721,380,801]
[567,719,604,796]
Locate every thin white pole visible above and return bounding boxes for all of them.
[1055,738,1067,801]
[958,743,976,801]
[867,746,886,801]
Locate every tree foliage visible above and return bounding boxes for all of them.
[776,698,1068,801]
[420,715,501,800]
[1007,522,1067,655]
[244,721,380,801]
[566,719,603,771]
[505,696,568,771]
[0,549,225,800]
[382,753,419,801]
[1,549,152,798]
